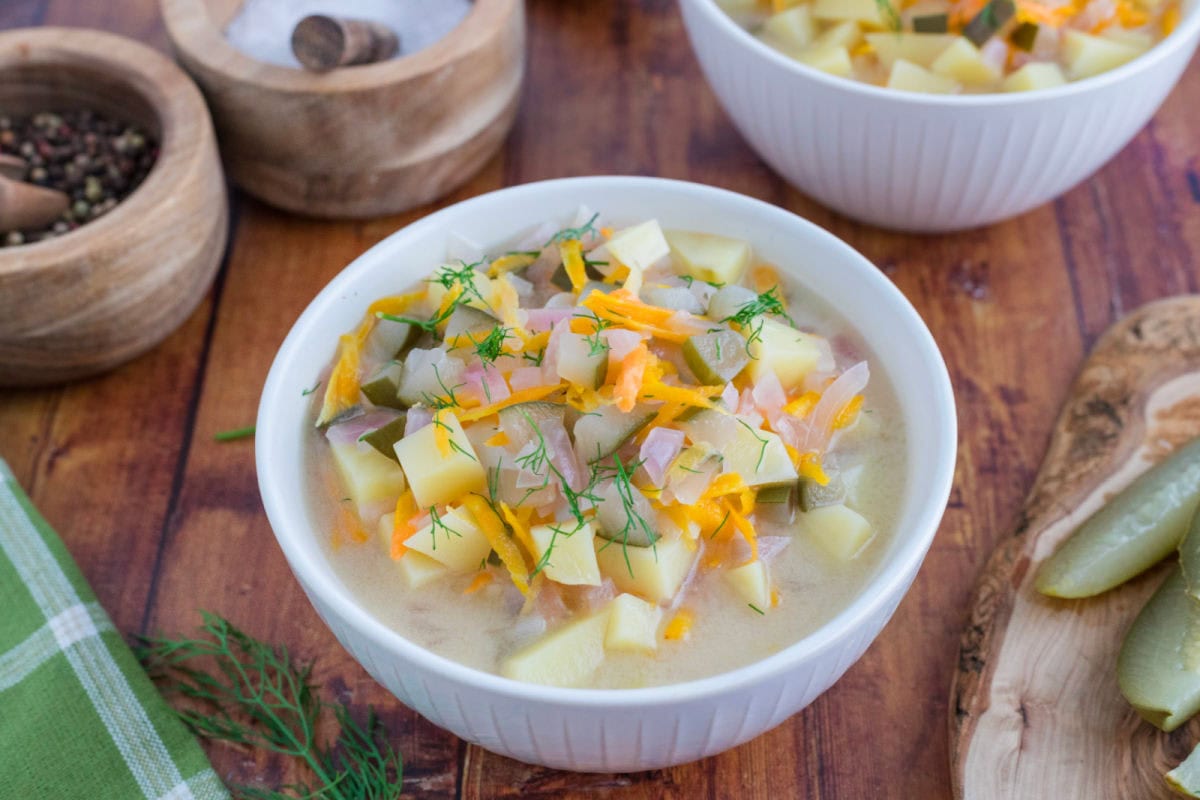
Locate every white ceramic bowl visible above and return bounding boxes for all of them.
[679,0,1200,232]
[256,177,957,771]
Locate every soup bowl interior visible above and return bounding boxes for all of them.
[257,176,957,771]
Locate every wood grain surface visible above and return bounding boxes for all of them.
[1,1,1199,797]
[951,297,1200,800]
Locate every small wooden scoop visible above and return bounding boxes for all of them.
[0,174,69,232]
[290,15,399,72]
[0,153,26,181]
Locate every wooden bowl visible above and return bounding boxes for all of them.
[0,27,228,388]
[159,0,525,219]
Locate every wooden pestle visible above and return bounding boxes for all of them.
[290,15,399,72]
[0,174,69,232]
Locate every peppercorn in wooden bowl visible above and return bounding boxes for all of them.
[0,27,228,387]
[158,0,525,219]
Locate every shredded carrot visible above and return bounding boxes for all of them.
[751,265,783,295]
[487,252,537,278]
[1164,2,1181,34]
[770,588,781,608]
[432,409,451,457]
[390,492,420,560]
[1115,1,1149,26]
[560,240,587,292]
[564,384,607,412]
[644,401,687,433]
[484,430,509,447]
[798,452,830,486]
[458,384,564,422]
[726,502,759,562]
[463,571,494,594]
[664,610,693,641]
[317,332,363,426]
[784,391,821,418]
[640,381,721,409]
[500,502,539,564]
[518,330,551,350]
[832,395,864,430]
[583,288,675,325]
[463,495,531,595]
[614,343,650,413]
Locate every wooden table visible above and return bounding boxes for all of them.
[3,2,1198,797]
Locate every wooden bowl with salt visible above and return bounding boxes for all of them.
[159,0,525,219]
[0,27,228,387]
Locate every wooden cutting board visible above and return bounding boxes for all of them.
[951,296,1200,800]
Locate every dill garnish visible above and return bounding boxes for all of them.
[748,603,765,615]
[136,612,403,800]
[543,212,600,247]
[420,363,465,410]
[470,325,512,365]
[214,426,255,442]
[736,418,769,472]
[301,382,321,397]
[874,0,901,30]
[710,509,731,539]
[720,286,790,328]
[427,506,463,550]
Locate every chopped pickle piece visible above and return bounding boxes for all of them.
[444,304,499,344]
[497,400,566,442]
[501,607,612,687]
[531,521,602,586]
[1117,567,1200,732]
[605,593,663,653]
[403,505,492,573]
[962,0,1015,46]
[664,229,753,286]
[360,362,406,409]
[1036,437,1200,598]
[799,471,847,512]
[555,332,607,389]
[913,13,949,33]
[756,484,795,505]
[360,416,408,462]
[362,317,417,364]
[682,329,750,384]
[393,411,486,508]
[573,404,655,464]
[1009,21,1038,51]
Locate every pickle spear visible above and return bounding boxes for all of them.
[1117,566,1200,732]
[1167,740,1200,798]
[1035,437,1200,598]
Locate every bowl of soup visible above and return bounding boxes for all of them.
[256,176,956,771]
[679,0,1200,232]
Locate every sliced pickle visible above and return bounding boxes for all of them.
[573,404,655,464]
[360,416,408,463]
[360,362,406,409]
[799,471,847,512]
[444,304,498,343]
[1117,566,1200,732]
[682,329,749,385]
[1035,437,1200,598]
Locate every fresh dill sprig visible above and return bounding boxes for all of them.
[592,453,658,577]
[710,509,731,539]
[748,603,765,615]
[431,410,476,462]
[530,520,587,578]
[427,260,488,306]
[427,505,463,550]
[377,306,453,334]
[573,310,612,358]
[522,347,546,367]
[874,0,901,30]
[543,212,600,247]
[679,275,725,289]
[214,426,255,442]
[469,325,513,365]
[301,382,321,397]
[135,612,403,800]
[721,286,790,328]
[419,363,465,411]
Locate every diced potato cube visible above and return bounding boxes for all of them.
[817,20,865,49]
[329,439,407,518]
[760,6,817,53]
[887,59,960,94]
[813,0,884,27]
[744,316,825,389]
[606,220,671,297]
[605,593,663,652]
[597,536,695,603]
[1062,29,1147,80]
[377,513,447,588]
[1001,62,1067,92]
[803,503,874,560]
[865,32,955,69]
[501,608,612,687]
[665,229,752,286]
[531,521,602,586]
[720,422,798,488]
[403,505,493,573]
[1102,29,1154,49]
[724,559,772,608]
[796,44,854,77]
[930,37,1001,85]
[393,411,485,507]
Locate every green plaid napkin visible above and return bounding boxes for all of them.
[0,459,229,799]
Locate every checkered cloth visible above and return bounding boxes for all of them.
[0,459,229,799]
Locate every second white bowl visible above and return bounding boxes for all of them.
[679,0,1200,232]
